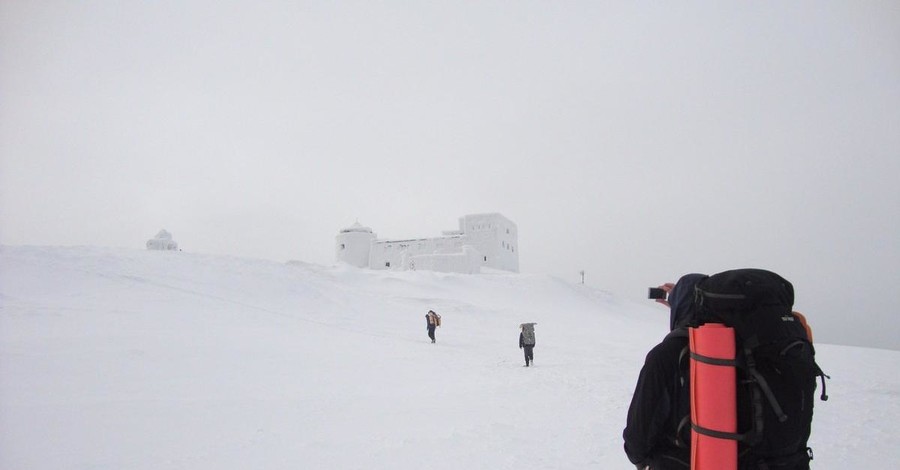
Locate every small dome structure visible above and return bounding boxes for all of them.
[146,229,179,251]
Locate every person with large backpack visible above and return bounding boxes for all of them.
[624,273,707,470]
[425,310,441,343]
[519,323,537,367]
[625,269,828,470]
[690,269,827,470]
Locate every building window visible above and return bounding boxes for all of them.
[506,228,510,234]
[340,244,346,250]
[385,261,391,267]
[484,256,487,262]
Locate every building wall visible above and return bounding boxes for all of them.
[407,245,482,274]
[335,229,375,267]
[369,235,467,270]
[457,213,519,272]
[335,213,518,274]
[146,239,178,251]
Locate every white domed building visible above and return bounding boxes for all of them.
[335,222,377,268]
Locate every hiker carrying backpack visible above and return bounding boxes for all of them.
[425,310,441,344]
[519,323,537,367]
[624,273,706,470]
[690,269,828,470]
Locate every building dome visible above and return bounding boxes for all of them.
[340,222,373,234]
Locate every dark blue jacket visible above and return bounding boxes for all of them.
[623,273,706,469]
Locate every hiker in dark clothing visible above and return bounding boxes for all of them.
[623,273,707,470]
[425,310,440,343]
[519,323,536,366]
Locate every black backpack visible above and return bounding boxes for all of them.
[690,269,828,470]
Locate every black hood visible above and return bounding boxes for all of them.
[669,273,707,331]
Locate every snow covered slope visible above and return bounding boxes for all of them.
[1,246,897,469]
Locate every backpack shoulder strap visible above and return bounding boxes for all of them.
[666,327,691,449]
[665,327,689,340]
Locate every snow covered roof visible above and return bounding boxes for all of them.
[340,222,373,233]
[153,229,173,240]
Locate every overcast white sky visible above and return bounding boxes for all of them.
[2,1,898,349]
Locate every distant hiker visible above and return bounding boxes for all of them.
[519,323,536,366]
[624,273,706,470]
[425,310,441,343]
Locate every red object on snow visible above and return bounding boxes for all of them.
[690,323,737,470]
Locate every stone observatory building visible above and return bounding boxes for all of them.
[335,213,518,274]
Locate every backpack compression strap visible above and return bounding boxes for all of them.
[689,348,749,442]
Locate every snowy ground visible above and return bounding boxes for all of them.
[1,246,897,469]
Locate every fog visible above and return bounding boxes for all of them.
[2,1,898,349]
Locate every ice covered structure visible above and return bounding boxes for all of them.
[334,222,377,268]
[335,213,518,274]
[146,229,179,251]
